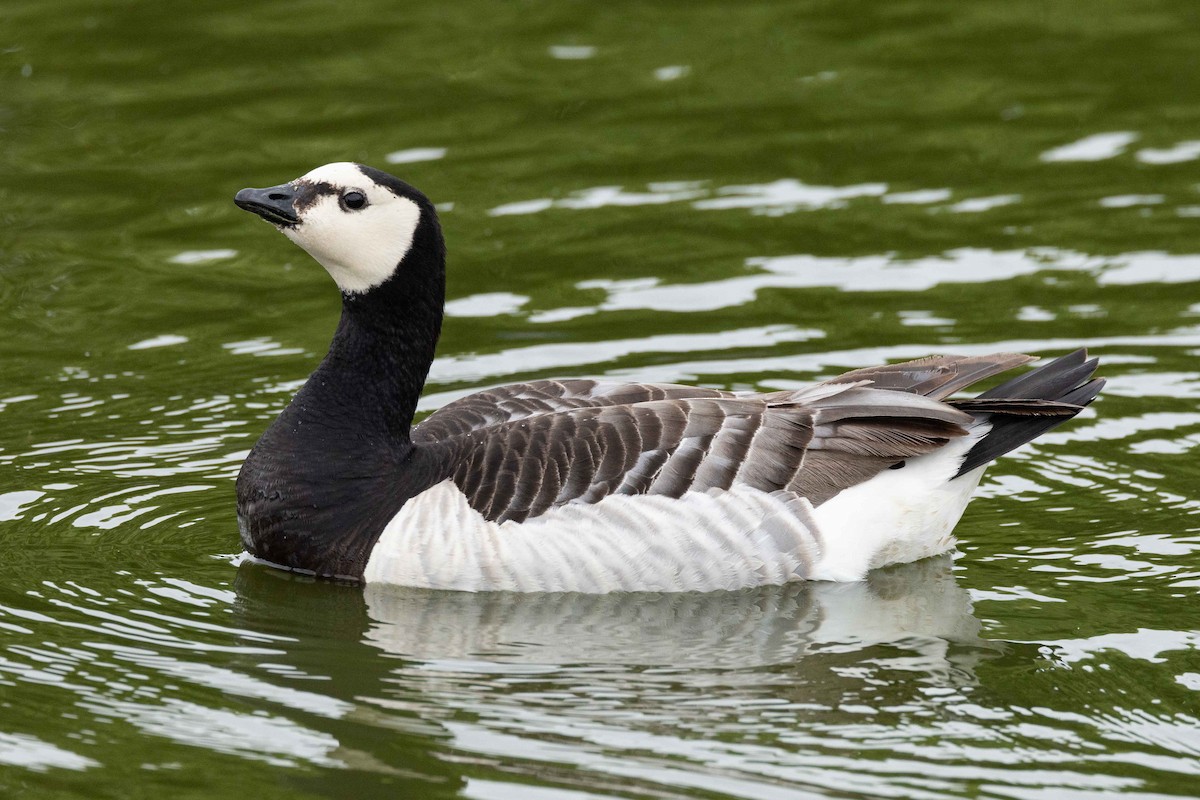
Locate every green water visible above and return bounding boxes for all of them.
[2,1,1199,797]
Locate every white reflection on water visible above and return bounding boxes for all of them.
[167,249,237,265]
[692,178,887,214]
[1045,409,1200,439]
[1017,306,1057,322]
[57,484,211,530]
[1039,132,1138,162]
[1136,141,1200,165]
[0,731,98,772]
[0,383,250,534]
[86,696,344,768]
[385,147,447,164]
[947,194,1021,213]
[126,335,187,352]
[489,184,704,216]
[445,292,528,317]
[425,323,822,385]
[1100,194,1165,208]
[1130,435,1200,455]
[898,310,956,327]
[12,431,246,481]
[528,306,595,324]
[0,491,45,521]
[568,248,1200,313]
[488,177,984,217]
[1039,629,1200,665]
[548,45,596,60]
[222,337,306,357]
[883,188,952,204]
[653,64,689,81]
[92,642,353,718]
[362,556,985,670]
[127,334,189,350]
[0,394,37,412]
[1099,255,1200,286]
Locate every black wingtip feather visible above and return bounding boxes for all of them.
[954,350,1102,477]
[1060,377,1106,408]
[976,349,1093,400]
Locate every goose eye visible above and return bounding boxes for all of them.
[341,191,367,211]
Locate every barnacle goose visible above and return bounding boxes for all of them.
[233,162,1103,593]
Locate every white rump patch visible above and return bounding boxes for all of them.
[281,162,422,294]
[810,426,989,581]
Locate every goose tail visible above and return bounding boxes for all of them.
[949,348,1104,477]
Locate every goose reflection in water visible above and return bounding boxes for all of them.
[228,554,1009,796]
[359,554,995,673]
[354,554,1007,796]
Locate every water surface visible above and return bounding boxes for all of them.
[2,2,1199,798]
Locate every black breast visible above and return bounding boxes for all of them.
[235,388,442,580]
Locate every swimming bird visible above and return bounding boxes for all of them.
[233,162,1103,593]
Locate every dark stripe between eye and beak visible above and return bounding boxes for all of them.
[234,185,301,226]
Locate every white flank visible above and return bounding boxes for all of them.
[365,483,822,593]
[364,429,989,593]
[281,162,422,294]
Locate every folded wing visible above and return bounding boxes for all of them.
[417,382,973,524]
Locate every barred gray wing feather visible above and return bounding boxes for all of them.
[414,379,735,442]
[781,386,972,504]
[430,387,973,524]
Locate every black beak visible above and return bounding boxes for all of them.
[234,184,300,227]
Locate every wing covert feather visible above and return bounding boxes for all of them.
[422,388,973,524]
[414,379,736,443]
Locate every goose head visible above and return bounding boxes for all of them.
[234,162,438,295]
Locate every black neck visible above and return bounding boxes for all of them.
[324,288,442,442]
[310,201,446,442]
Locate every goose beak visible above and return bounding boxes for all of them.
[234,185,300,227]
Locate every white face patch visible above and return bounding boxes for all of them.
[280,162,423,294]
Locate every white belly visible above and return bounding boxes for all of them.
[362,428,987,593]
